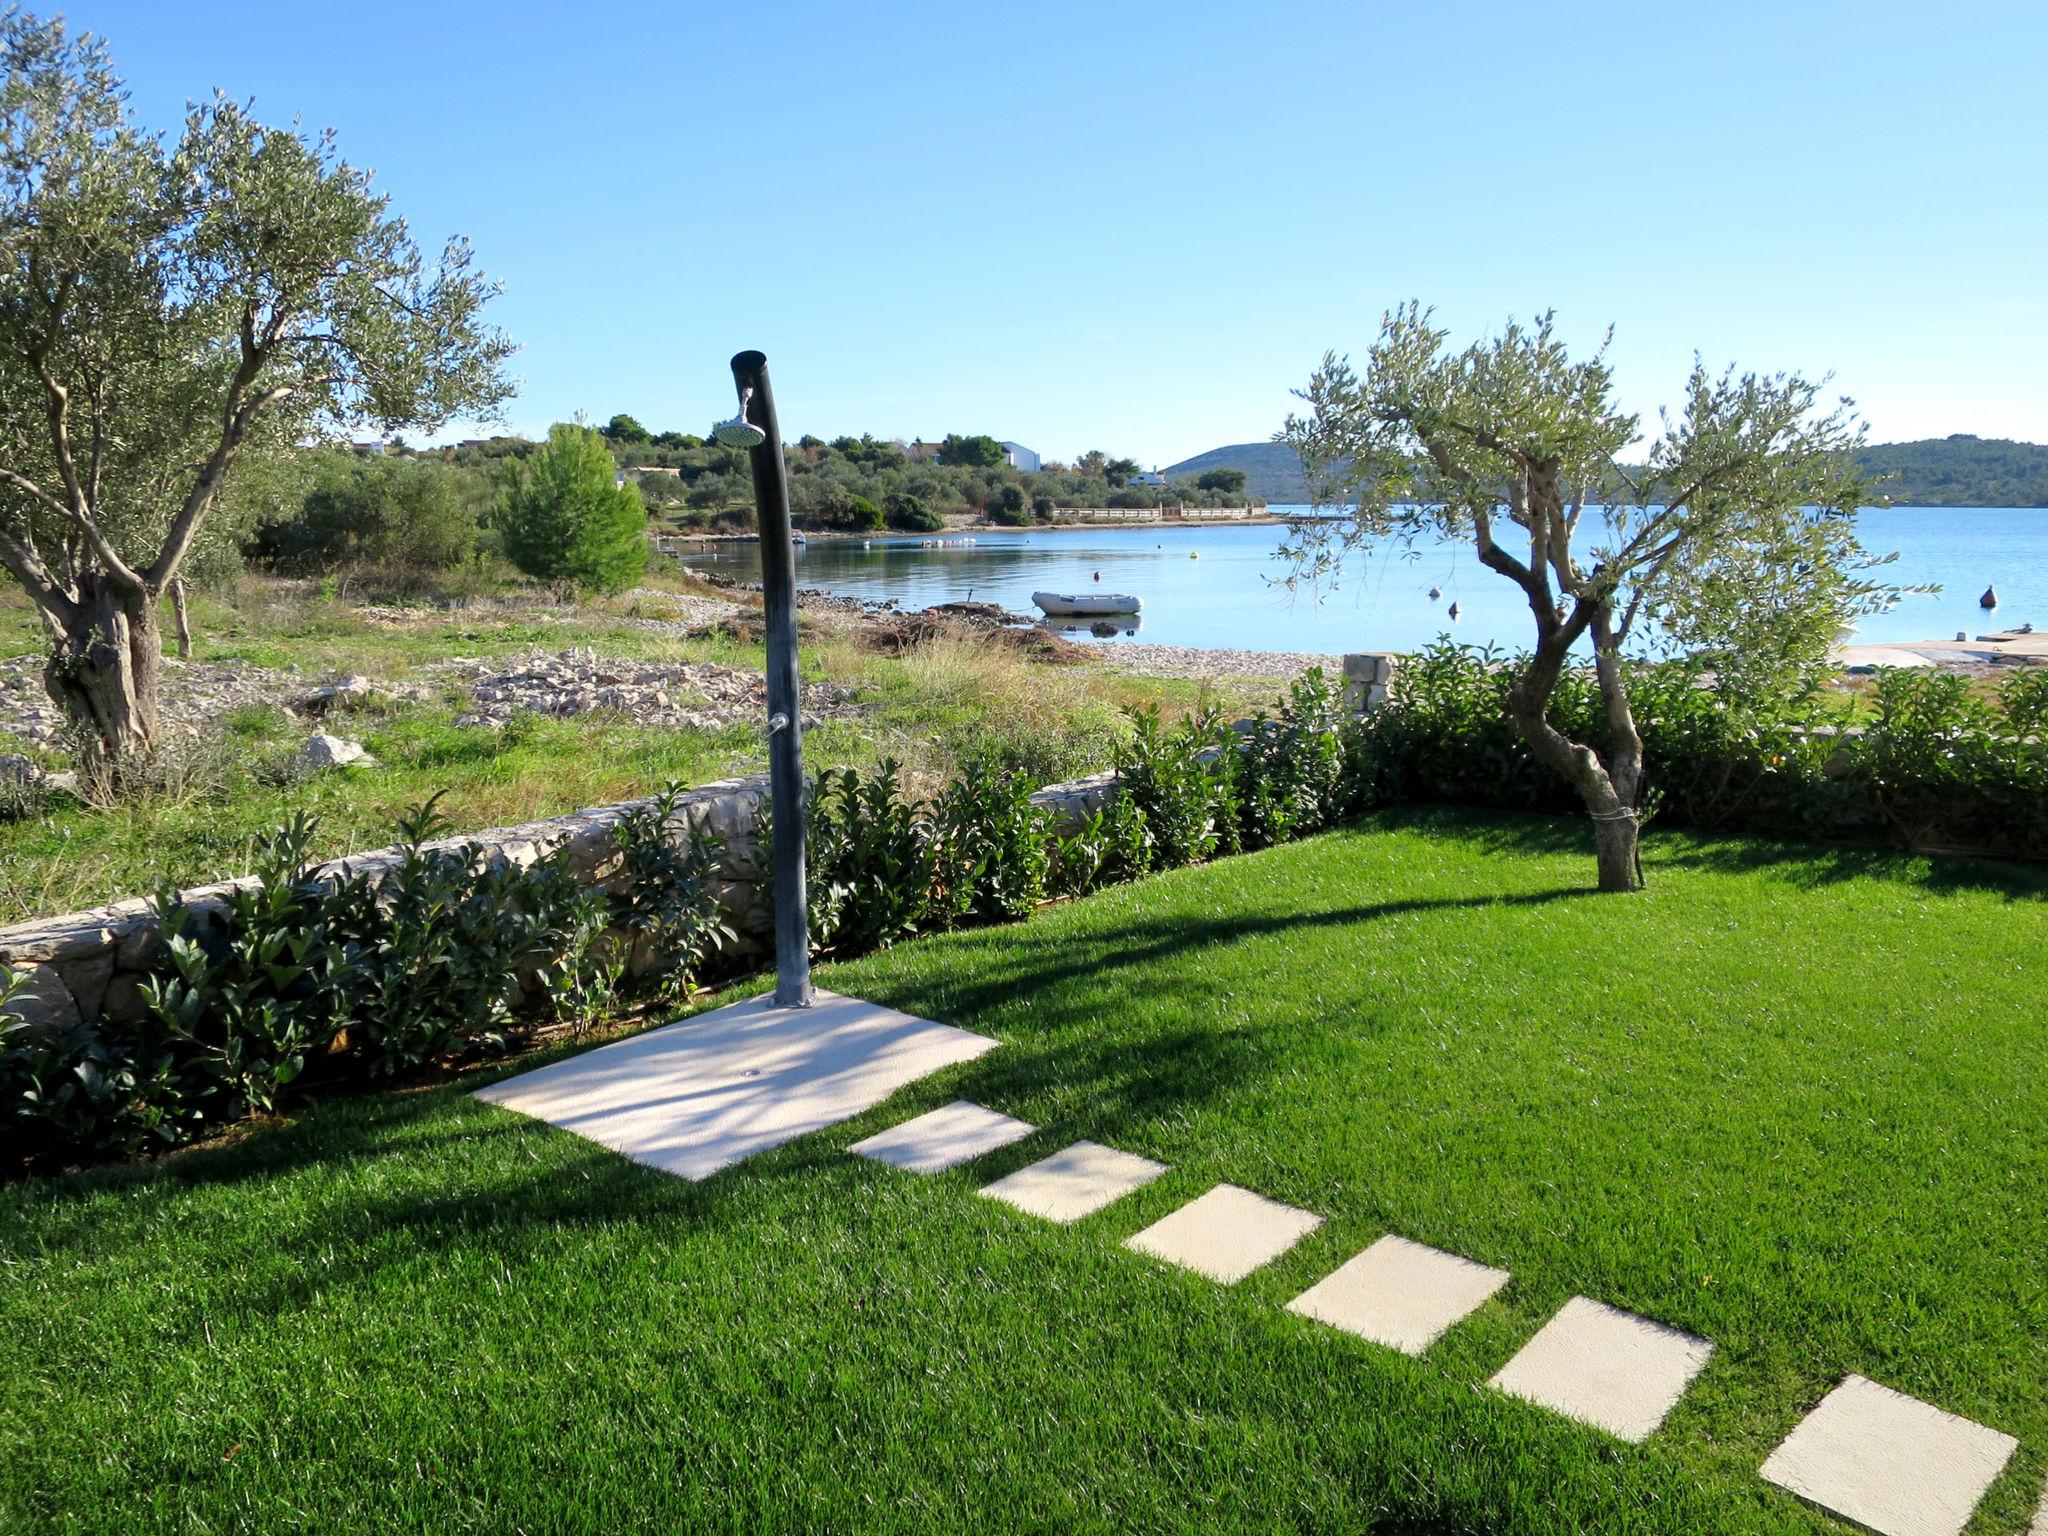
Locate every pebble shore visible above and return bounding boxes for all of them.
[1101,643,1341,683]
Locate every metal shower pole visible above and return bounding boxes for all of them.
[728,350,814,1007]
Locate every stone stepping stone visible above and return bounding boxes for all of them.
[474,989,999,1181]
[979,1140,1168,1223]
[1123,1183,1323,1284]
[1286,1233,1510,1356]
[2033,1474,2048,1536]
[1487,1295,1714,1443]
[848,1100,1035,1174]
[1759,1374,2018,1536]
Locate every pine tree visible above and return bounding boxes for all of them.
[498,424,647,593]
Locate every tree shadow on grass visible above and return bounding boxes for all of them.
[4,876,1587,1316]
[1648,831,2048,900]
[1385,801,2048,903]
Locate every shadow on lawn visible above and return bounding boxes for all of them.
[1393,802,2048,902]
[8,873,1588,1313]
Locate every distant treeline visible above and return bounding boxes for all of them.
[451,419,1261,534]
[1165,435,2048,508]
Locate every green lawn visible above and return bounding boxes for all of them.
[3,809,2043,1533]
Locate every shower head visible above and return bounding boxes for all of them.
[713,385,767,449]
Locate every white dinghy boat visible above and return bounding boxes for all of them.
[1032,590,1143,617]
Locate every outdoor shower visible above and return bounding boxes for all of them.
[718,354,812,1008]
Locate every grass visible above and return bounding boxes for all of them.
[0,579,1221,919]
[3,807,2042,1533]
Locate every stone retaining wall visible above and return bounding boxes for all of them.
[0,767,1136,1032]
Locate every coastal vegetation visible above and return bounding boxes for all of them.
[553,426,1262,533]
[4,810,2041,1532]
[0,576,1224,920]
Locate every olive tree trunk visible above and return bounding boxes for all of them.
[1504,628,1646,895]
[42,572,164,789]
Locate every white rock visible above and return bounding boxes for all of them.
[299,734,375,770]
[303,674,379,710]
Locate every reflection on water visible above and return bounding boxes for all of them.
[679,506,2048,654]
[1039,614,1145,639]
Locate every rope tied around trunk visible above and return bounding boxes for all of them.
[1584,804,1646,888]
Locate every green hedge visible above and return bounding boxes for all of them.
[1361,642,2048,858]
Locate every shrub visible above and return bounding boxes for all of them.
[935,757,1051,923]
[1,971,199,1168]
[985,485,1032,527]
[1113,703,1236,869]
[841,495,886,532]
[248,450,491,576]
[1355,640,2048,860]
[142,812,360,1115]
[607,782,733,1001]
[885,494,943,532]
[497,422,649,593]
[5,788,732,1172]
[1234,669,1350,849]
[807,762,939,957]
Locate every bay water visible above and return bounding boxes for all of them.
[679,506,2047,655]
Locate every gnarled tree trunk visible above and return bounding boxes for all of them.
[42,571,163,791]
[1505,627,1646,895]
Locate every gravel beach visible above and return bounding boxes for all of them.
[1101,643,1342,683]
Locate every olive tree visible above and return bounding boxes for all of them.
[0,14,512,786]
[1281,305,1886,892]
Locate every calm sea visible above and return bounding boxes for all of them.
[679,505,2048,655]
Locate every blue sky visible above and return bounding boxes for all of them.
[77,0,2048,465]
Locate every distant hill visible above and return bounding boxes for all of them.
[1166,434,2048,508]
[1163,442,1315,503]
[1855,436,2048,507]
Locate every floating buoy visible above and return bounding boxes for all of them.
[1190,551,1199,559]
[1448,601,1462,621]
[1981,585,1998,608]
[1427,586,1442,599]
[1092,570,1101,581]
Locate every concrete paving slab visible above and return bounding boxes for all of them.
[1123,1183,1323,1284]
[473,989,998,1181]
[1487,1296,1713,1443]
[1759,1374,2018,1536]
[2032,1474,2048,1536]
[1286,1233,1510,1355]
[979,1140,1168,1223]
[848,1100,1036,1174]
